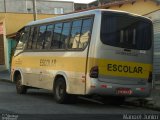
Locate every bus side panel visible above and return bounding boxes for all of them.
[17,51,88,95]
[85,12,101,95]
[39,52,88,95]
[12,52,44,88]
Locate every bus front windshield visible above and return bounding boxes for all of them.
[100,12,152,50]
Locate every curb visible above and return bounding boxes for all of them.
[125,101,160,111]
[145,105,160,111]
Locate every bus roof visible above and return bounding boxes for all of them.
[26,9,150,26]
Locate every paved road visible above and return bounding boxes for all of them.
[0,80,159,120]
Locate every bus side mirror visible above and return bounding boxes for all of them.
[16,32,21,42]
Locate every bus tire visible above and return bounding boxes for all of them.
[15,74,27,94]
[54,77,77,104]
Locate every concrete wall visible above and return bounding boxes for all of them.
[145,10,160,88]
[0,0,74,14]
[0,13,56,35]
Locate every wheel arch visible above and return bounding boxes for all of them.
[53,71,70,94]
[12,69,24,84]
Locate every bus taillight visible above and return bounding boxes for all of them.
[90,66,99,78]
[148,72,152,83]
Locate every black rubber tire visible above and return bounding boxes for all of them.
[54,77,77,104]
[103,96,125,106]
[16,74,27,94]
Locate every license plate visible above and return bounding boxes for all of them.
[116,88,132,95]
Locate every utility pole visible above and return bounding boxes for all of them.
[33,0,37,21]
[97,0,101,6]
[4,0,6,12]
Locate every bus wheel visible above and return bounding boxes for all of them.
[54,77,77,104]
[15,74,27,94]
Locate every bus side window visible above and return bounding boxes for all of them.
[61,22,71,49]
[44,24,54,49]
[37,25,47,49]
[27,27,34,49]
[68,20,82,49]
[51,23,63,49]
[16,27,30,50]
[31,27,39,49]
[78,18,93,49]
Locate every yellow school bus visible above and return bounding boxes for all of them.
[11,9,153,104]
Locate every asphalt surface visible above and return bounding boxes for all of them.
[0,80,159,120]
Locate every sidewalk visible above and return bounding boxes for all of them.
[126,88,160,111]
[0,71,160,111]
[148,88,160,111]
[0,70,11,82]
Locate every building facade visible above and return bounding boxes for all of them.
[74,3,88,11]
[0,0,74,14]
[0,0,74,71]
[0,13,56,71]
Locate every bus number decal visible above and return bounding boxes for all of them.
[40,59,55,66]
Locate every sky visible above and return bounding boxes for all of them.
[56,0,96,3]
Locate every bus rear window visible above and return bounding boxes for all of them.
[101,13,152,50]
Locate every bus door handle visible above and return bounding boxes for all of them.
[52,59,56,65]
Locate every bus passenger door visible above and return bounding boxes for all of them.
[66,18,93,95]
[23,26,40,88]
